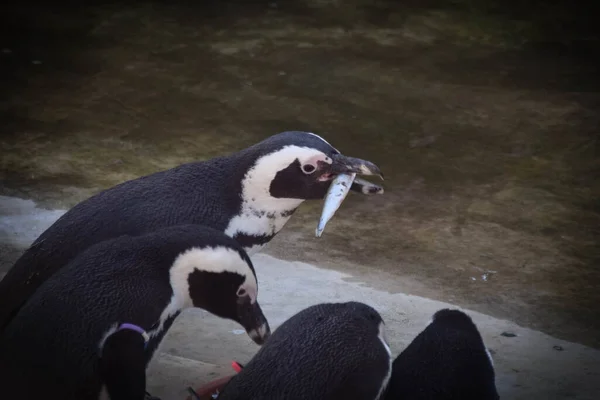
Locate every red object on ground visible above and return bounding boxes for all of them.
[185,360,244,400]
[231,361,243,373]
[185,375,234,400]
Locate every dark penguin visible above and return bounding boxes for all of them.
[217,301,393,400]
[384,309,500,400]
[0,224,270,400]
[0,131,383,331]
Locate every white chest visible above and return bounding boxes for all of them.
[225,208,295,240]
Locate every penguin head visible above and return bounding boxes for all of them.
[171,242,270,345]
[238,131,383,205]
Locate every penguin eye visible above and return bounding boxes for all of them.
[237,288,247,297]
[301,164,316,174]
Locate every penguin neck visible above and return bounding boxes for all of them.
[225,196,303,255]
[223,153,306,254]
[243,193,304,215]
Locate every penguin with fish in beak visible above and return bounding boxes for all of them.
[0,130,384,332]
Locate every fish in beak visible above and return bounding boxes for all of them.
[237,295,271,345]
[315,154,384,237]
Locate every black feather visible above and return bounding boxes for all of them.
[218,301,391,400]
[384,309,500,400]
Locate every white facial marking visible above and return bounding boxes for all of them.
[239,145,331,210]
[376,321,393,400]
[151,246,258,337]
[225,145,331,254]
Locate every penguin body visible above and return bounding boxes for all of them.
[0,224,270,400]
[384,309,499,400]
[0,131,383,331]
[218,301,392,400]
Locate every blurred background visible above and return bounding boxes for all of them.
[0,0,598,353]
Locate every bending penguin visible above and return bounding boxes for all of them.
[384,309,500,400]
[0,131,384,331]
[0,224,270,400]
[217,301,393,400]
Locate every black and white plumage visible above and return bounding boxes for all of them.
[218,301,393,400]
[384,309,500,400]
[0,224,270,400]
[0,131,383,331]
[99,326,149,400]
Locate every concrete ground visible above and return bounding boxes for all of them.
[1,195,599,400]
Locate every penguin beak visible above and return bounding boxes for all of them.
[237,296,271,345]
[314,154,385,237]
[317,154,384,195]
[329,154,384,180]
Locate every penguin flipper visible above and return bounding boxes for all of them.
[99,326,150,400]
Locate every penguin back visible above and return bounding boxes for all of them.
[385,308,499,400]
[218,301,392,400]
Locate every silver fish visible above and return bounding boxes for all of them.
[315,173,357,237]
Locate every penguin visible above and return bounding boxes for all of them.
[0,131,383,331]
[0,224,271,400]
[217,301,393,400]
[384,308,500,400]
